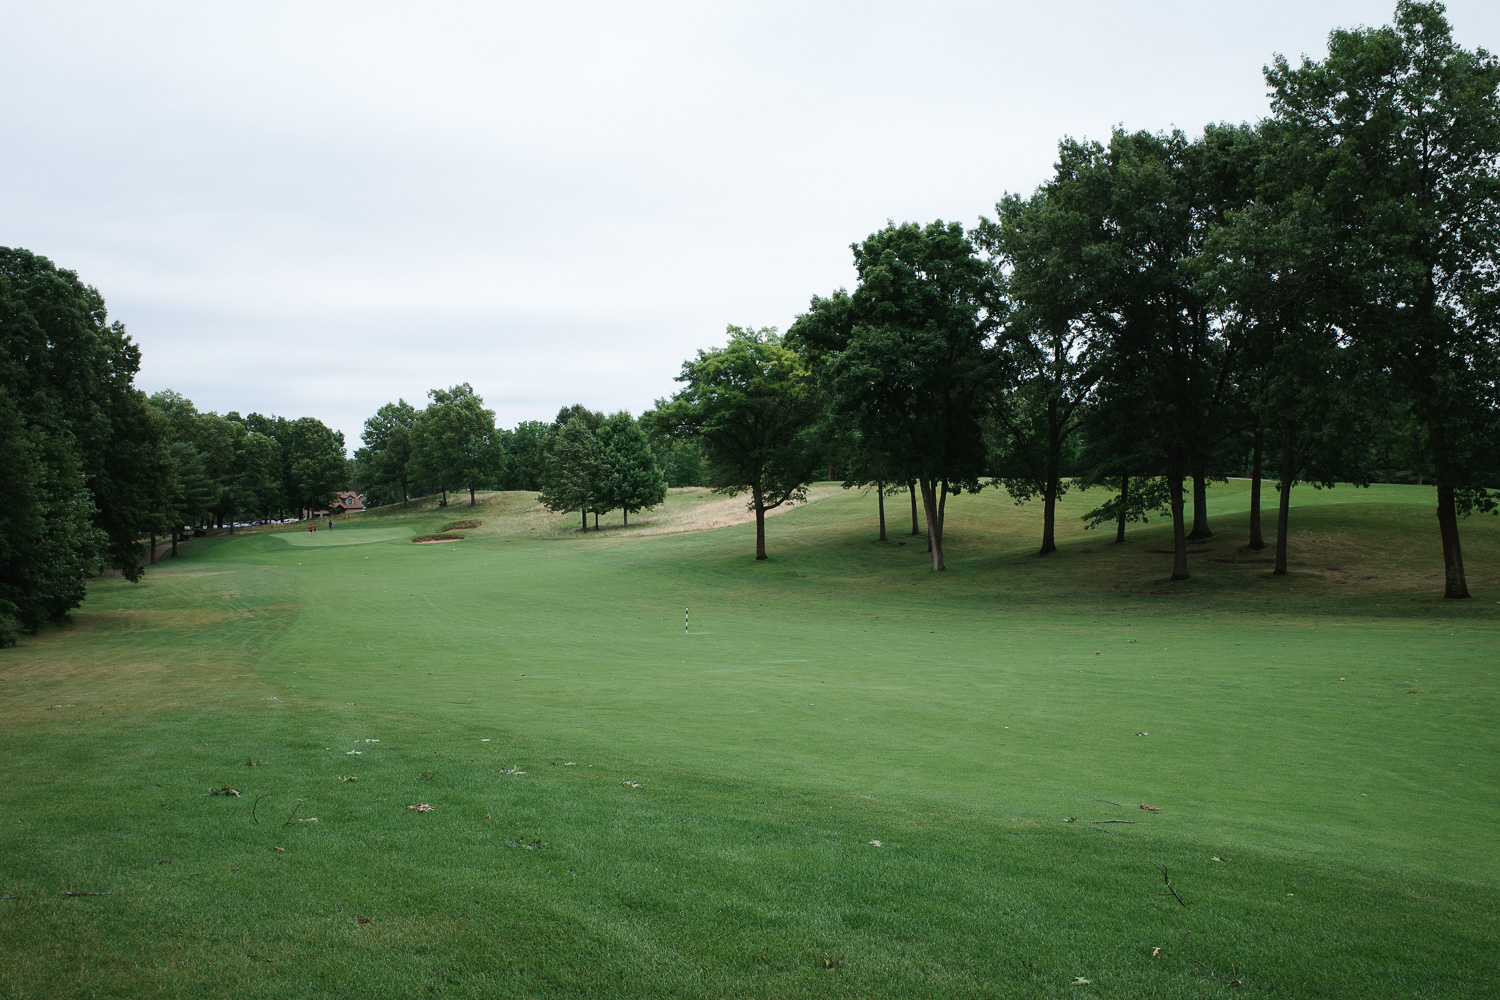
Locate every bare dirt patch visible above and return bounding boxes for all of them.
[413,534,464,544]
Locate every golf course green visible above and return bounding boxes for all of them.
[1,481,1496,998]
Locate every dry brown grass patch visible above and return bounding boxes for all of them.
[413,534,464,544]
[0,602,296,726]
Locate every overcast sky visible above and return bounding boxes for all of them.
[5,1,1498,451]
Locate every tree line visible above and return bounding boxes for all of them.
[651,2,1500,598]
[353,398,691,530]
[0,249,351,645]
[0,262,693,646]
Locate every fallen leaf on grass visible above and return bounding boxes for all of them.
[345,750,362,755]
[206,784,241,797]
[1152,947,1162,958]
[621,780,641,788]
[499,767,526,776]
[298,817,318,823]
[868,840,883,847]
[356,917,371,925]
[1139,804,1160,813]
[272,847,285,853]
[505,839,545,850]
[1071,976,1092,985]
[406,803,434,813]
[339,776,358,783]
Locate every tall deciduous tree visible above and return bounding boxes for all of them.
[798,222,1001,571]
[0,386,99,645]
[652,326,821,560]
[409,384,502,506]
[356,399,417,506]
[1,247,169,639]
[282,417,349,516]
[497,420,552,491]
[975,190,1102,555]
[1051,131,1250,581]
[598,411,667,526]
[538,417,606,530]
[1267,0,1500,598]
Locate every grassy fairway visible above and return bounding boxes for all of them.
[2,482,1497,998]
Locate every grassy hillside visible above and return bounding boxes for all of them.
[1,481,1496,998]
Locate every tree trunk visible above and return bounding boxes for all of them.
[149,534,157,564]
[1039,478,1058,556]
[751,482,768,559]
[1166,454,1189,581]
[1039,399,1060,556]
[1187,469,1212,540]
[593,511,598,530]
[470,486,476,505]
[1115,474,1129,544]
[876,473,887,542]
[918,475,946,571]
[1433,448,1470,599]
[581,505,587,532]
[1248,429,1266,550]
[1274,420,1296,576]
[623,509,628,526]
[909,482,920,535]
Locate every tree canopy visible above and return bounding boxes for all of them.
[409,384,502,506]
[652,326,822,560]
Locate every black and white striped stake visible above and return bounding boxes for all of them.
[684,607,689,633]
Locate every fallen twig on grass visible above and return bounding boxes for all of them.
[1090,820,1135,824]
[252,793,270,825]
[1092,799,1123,808]
[64,891,110,897]
[1155,863,1189,906]
[1193,960,1243,986]
[282,799,305,826]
